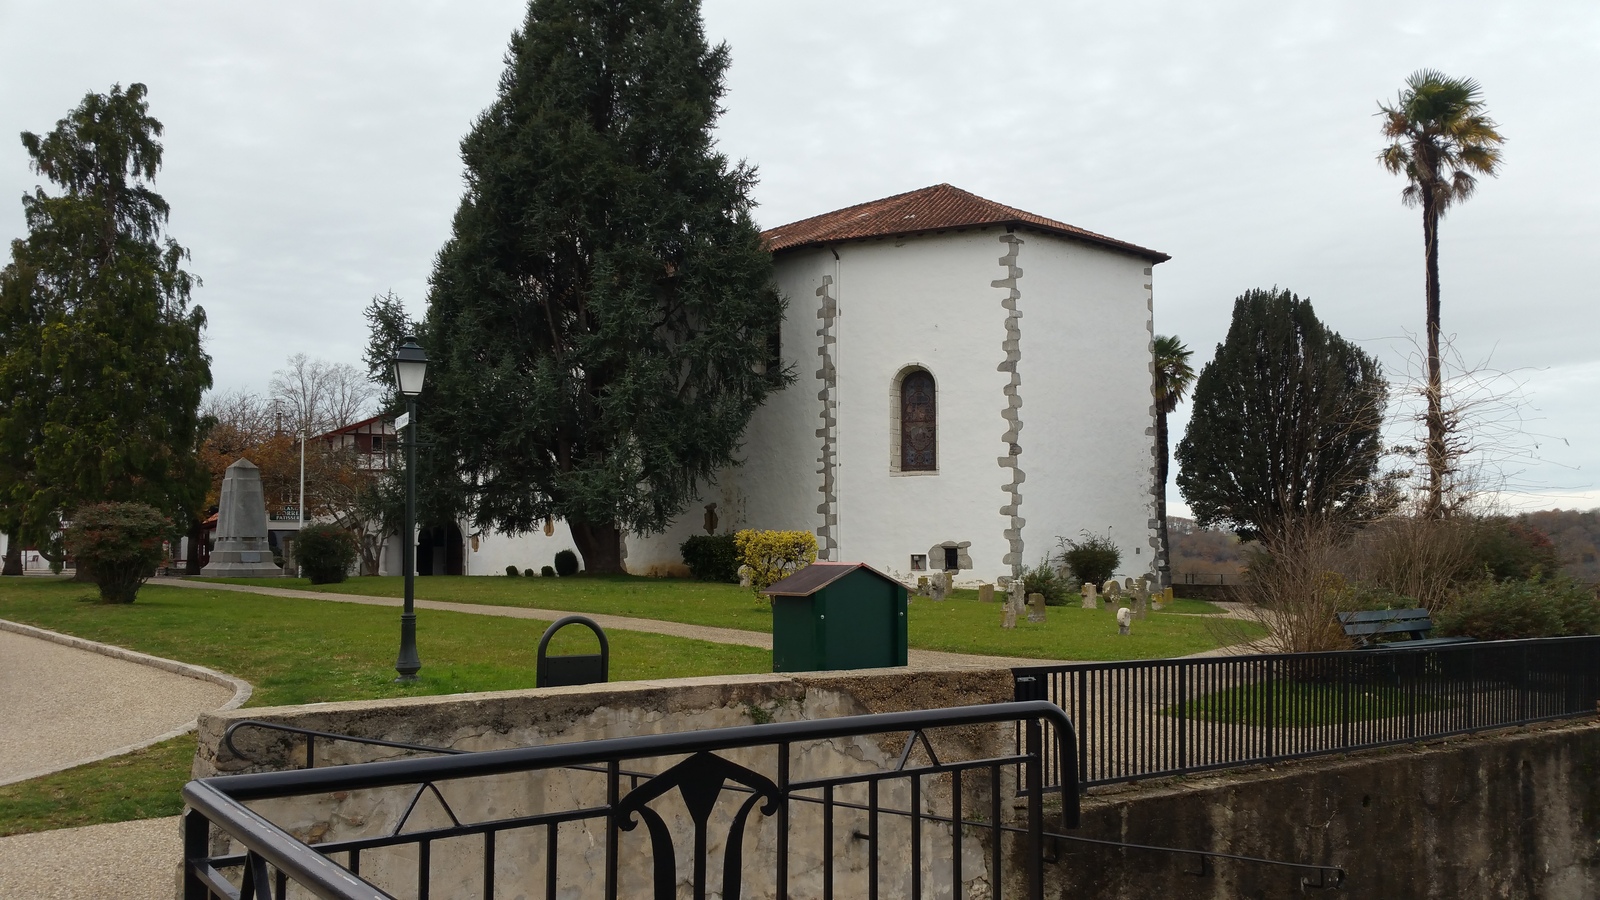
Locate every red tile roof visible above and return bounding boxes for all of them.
[761,183,1169,262]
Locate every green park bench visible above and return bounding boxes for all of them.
[1337,608,1475,649]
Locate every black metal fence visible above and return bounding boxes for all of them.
[183,701,1077,900]
[1014,635,1600,790]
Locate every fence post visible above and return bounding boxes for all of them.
[1076,668,1089,788]
[1026,719,1045,900]
[182,809,210,900]
[1176,660,1188,774]
[1263,657,1275,761]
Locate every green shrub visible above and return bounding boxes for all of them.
[1057,530,1121,587]
[297,524,358,585]
[505,565,520,577]
[523,568,535,577]
[1473,519,1562,582]
[680,534,741,583]
[1435,576,1600,640]
[541,565,556,578]
[554,549,580,577]
[63,502,171,603]
[1022,558,1071,606]
[734,529,818,595]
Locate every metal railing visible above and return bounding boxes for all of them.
[184,701,1077,900]
[1014,635,1600,790]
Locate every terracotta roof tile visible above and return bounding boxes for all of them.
[761,183,1168,262]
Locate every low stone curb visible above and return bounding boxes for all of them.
[0,618,253,787]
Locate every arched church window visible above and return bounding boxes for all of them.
[901,369,936,471]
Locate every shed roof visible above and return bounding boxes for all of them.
[762,561,904,597]
[760,183,1169,263]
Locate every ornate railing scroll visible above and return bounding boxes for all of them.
[183,701,1077,900]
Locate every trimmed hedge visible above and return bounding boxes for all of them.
[680,534,740,583]
[298,524,358,585]
[554,549,580,577]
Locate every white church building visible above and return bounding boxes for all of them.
[462,184,1170,586]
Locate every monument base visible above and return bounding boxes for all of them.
[200,539,284,578]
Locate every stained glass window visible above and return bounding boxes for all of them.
[901,370,936,471]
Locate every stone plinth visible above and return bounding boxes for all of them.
[200,458,283,578]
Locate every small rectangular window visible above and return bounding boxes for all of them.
[910,554,927,572]
[943,547,959,571]
[371,435,384,453]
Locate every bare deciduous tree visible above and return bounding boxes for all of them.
[269,354,377,437]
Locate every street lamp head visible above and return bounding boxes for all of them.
[393,338,428,398]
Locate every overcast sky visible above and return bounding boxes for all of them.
[2,0,1596,514]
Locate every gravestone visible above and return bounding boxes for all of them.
[200,459,283,578]
[1117,606,1133,635]
[1081,582,1098,609]
[738,565,752,589]
[930,575,947,602]
[916,576,931,597]
[1027,592,1046,623]
[978,583,995,604]
[1102,579,1122,605]
[1133,578,1150,619]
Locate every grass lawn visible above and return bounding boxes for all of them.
[1171,680,1452,726]
[0,578,769,836]
[202,576,1257,663]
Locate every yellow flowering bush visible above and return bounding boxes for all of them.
[734,529,819,595]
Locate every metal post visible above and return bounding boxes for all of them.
[395,398,421,682]
[297,428,305,576]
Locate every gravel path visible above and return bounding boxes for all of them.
[154,576,1070,668]
[0,625,242,786]
[0,816,179,899]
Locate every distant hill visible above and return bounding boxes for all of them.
[1167,516,1247,577]
[1520,508,1600,582]
[1167,510,1600,583]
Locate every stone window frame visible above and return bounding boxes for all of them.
[889,363,938,475]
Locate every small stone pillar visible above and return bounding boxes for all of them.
[1027,592,1046,623]
[978,583,995,604]
[916,576,930,597]
[1081,582,1098,609]
[1117,606,1133,636]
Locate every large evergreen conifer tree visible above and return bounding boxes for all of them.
[421,0,790,573]
[1176,288,1386,545]
[0,84,211,557]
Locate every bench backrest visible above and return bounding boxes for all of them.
[1337,608,1434,638]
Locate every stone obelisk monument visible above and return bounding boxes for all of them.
[200,458,284,578]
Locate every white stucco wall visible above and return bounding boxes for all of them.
[1014,235,1160,579]
[490,227,1159,585]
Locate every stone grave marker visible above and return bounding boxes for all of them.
[1117,606,1133,635]
[978,583,995,603]
[1081,582,1098,609]
[1027,592,1046,623]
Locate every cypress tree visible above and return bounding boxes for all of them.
[420,0,790,572]
[0,84,211,554]
[1175,288,1387,544]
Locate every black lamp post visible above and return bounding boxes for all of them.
[392,338,427,682]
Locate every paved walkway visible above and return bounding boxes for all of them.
[0,817,180,900]
[0,626,241,786]
[154,576,1068,669]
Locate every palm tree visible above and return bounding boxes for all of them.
[1152,334,1194,587]
[1378,70,1505,518]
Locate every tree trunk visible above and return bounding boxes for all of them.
[2,540,21,576]
[1423,196,1446,519]
[1155,408,1171,588]
[184,519,204,575]
[568,520,625,574]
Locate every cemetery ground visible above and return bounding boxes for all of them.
[0,575,1256,839]
[203,574,1250,661]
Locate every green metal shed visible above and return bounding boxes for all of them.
[763,562,909,672]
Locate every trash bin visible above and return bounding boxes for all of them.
[763,562,909,672]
